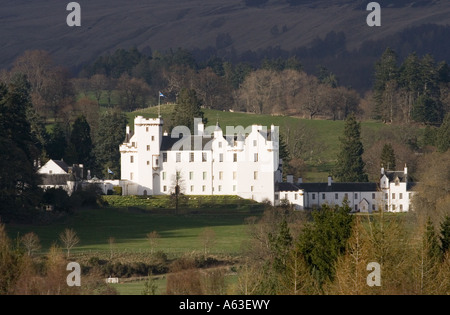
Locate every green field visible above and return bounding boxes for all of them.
[6,203,263,257]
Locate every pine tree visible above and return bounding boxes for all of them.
[172,88,205,132]
[333,114,368,182]
[0,76,42,218]
[373,48,399,120]
[94,110,128,178]
[380,143,396,170]
[436,113,450,152]
[66,115,94,170]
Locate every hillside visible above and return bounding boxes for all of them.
[2,0,450,77]
[128,105,416,182]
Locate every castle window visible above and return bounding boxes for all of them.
[233,153,237,162]
[163,153,167,163]
[322,194,326,200]
[253,140,257,147]
[233,172,237,180]
[219,154,223,162]
[392,205,396,211]
[218,185,222,192]
[335,193,339,200]
[147,161,150,165]
[385,193,388,200]
[190,185,194,192]
[163,186,167,192]
[152,136,155,141]
[202,152,207,162]
[130,156,134,163]
[392,193,396,199]
[202,185,206,192]
[312,194,316,200]
[372,204,376,211]
[399,193,403,200]
[162,172,166,180]
[344,193,348,200]
[254,171,258,180]
[203,172,207,180]
[218,142,222,148]
[219,172,223,180]
[176,153,181,163]
[147,145,150,151]
[295,194,298,200]
[254,153,258,162]
[130,173,134,180]
[189,172,194,180]
[355,193,358,199]
[146,127,149,132]
[190,153,194,162]
[372,193,376,199]
[233,185,236,192]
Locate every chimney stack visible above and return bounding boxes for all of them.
[287,175,294,184]
[328,176,333,186]
[297,177,303,184]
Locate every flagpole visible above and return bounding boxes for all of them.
[158,92,161,118]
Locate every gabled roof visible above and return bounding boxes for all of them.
[382,170,408,183]
[277,182,302,192]
[52,160,69,173]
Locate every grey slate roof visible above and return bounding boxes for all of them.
[53,160,69,173]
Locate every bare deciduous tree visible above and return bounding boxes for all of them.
[21,232,41,257]
[59,228,80,258]
[199,228,216,257]
[90,74,109,105]
[146,231,161,254]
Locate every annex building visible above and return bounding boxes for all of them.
[277,166,416,213]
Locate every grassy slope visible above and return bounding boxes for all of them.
[128,105,385,181]
[7,206,260,256]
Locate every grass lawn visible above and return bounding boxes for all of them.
[6,205,263,257]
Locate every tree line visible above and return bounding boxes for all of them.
[237,156,450,294]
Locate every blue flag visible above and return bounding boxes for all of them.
[108,168,114,175]
[159,92,165,97]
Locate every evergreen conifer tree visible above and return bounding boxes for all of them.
[380,143,396,170]
[172,88,205,132]
[333,114,368,182]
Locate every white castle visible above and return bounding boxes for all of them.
[120,116,280,204]
[120,116,416,213]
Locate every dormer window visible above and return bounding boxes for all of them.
[395,178,400,186]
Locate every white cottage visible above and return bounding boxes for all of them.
[37,160,84,195]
